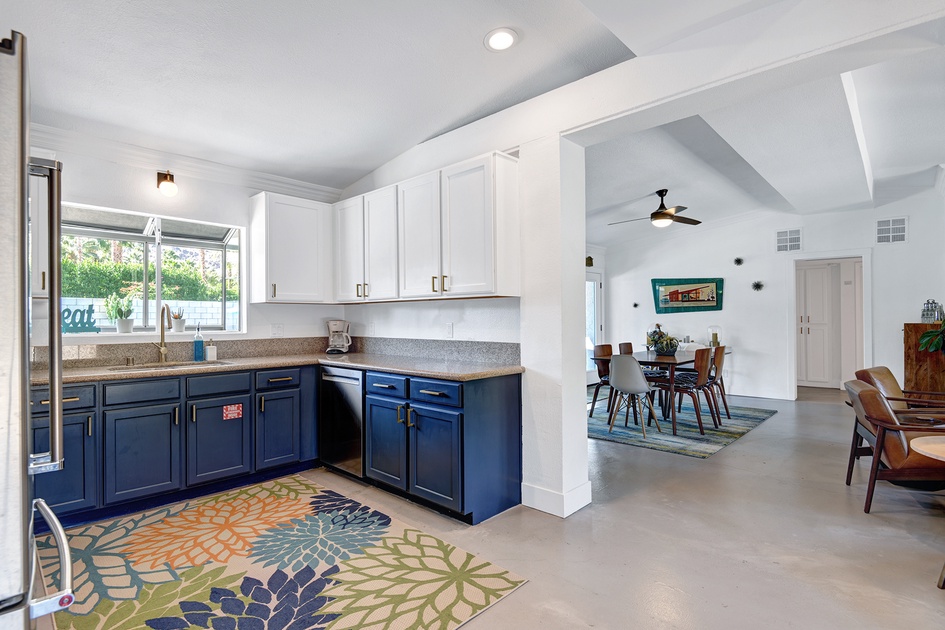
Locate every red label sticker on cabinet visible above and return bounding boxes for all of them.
[223,404,243,420]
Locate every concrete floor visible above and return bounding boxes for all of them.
[301,387,945,629]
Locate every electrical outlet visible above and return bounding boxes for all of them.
[367,322,375,336]
[271,323,284,337]
[446,322,453,338]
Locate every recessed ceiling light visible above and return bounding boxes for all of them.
[484,27,518,52]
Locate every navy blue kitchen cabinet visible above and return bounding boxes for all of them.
[186,371,253,486]
[255,368,302,470]
[32,412,98,515]
[30,384,99,515]
[104,401,183,505]
[365,393,409,489]
[103,378,183,505]
[364,371,521,523]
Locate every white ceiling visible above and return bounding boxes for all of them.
[4,1,945,246]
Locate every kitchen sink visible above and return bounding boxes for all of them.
[107,360,235,372]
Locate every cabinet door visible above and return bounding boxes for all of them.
[334,196,366,302]
[28,173,49,298]
[409,403,462,512]
[398,172,441,298]
[186,395,252,486]
[251,193,332,303]
[104,403,182,505]
[365,395,408,490]
[441,156,495,296]
[364,186,399,301]
[32,412,98,515]
[256,389,300,470]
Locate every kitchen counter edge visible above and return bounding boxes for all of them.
[37,353,525,385]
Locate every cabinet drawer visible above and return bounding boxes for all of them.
[366,372,407,398]
[187,372,251,398]
[409,378,462,408]
[103,378,180,407]
[256,368,301,390]
[31,384,96,414]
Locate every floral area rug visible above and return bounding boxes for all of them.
[38,474,525,630]
[588,385,777,458]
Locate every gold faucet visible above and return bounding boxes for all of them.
[152,304,172,362]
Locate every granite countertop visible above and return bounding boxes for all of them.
[38,352,524,385]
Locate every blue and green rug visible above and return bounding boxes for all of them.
[38,474,525,630]
[588,386,776,458]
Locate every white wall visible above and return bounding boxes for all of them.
[604,189,945,399]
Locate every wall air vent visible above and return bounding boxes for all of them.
[776,228,802,252]
[876,217,907,244]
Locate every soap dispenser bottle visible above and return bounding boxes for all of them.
[193,323,205,361]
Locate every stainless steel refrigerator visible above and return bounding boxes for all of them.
[0,30,74,629]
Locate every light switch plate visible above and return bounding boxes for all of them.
[446,322,453,338]
[271,323,284,337]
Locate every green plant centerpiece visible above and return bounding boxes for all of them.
[647,323,679,356]
[104,292,133,321]
[919,320,945,353]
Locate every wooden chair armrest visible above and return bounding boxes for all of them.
[884,396,945,408]
[865,414,945,432]
[902,389,945,398]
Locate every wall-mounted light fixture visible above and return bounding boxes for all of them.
[157,170,178,197]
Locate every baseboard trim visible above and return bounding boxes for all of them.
[521,480,592,518]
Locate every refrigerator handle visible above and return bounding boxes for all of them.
[29,499,74,618]
[28,158,64,475]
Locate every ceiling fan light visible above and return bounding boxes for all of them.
[651,213,673,228]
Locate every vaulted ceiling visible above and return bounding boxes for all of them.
[5,1,945,245]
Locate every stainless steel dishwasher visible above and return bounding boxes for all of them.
[318,366,364,477]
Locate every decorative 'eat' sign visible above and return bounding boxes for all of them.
[62,304,100,333]
[222,404,242,420]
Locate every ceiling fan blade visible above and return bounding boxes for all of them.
[666,205,688,214]
[672,215,701,226]
[607,216,651,226]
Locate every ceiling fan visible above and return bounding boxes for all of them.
[607,189,702,228]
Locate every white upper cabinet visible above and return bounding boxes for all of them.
[397,152,519,300]
[250,192,332,303]
[363,186,399,301]
[29,175,50,298]
[441,153,519,297]
[333,196,365,302]
[398,171,442,299]
[334,187,398,302]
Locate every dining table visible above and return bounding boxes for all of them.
[632,347,731,436]
[908,435,945,589]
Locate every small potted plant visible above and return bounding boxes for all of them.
[104,292,134,333]
[170,307,186,332]
[647,323,679,356]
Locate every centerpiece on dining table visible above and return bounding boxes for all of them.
[646,323,679,356]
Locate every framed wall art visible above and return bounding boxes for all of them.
[651,278,724,314]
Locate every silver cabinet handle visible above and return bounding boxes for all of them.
[418,389,446,396]
[363,283,369,297]
[272,283,277,298]
[372,383,395,389]
[28,159,64,476]
[356,283,362,298]
[30,498,74,618]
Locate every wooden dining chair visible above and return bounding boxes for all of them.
[652,347,719,435]
[589,344,615,418]
[618,342,634,354]
[707,346,730,421]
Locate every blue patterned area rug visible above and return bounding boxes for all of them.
[588,386,777,458]
[39,474,525,630]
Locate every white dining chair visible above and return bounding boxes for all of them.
[608,355,661,437]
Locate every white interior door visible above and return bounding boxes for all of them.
[586,272,602,385]
[797,262,839,387]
